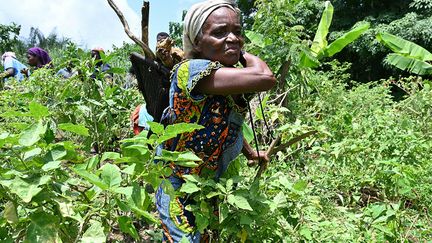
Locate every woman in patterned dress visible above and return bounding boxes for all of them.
[156,0,276,242]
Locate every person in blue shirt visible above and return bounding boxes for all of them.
[0,52,28,82]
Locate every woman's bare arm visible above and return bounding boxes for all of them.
[194,52,276,95]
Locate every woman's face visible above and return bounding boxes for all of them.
[195,7,244,66]
[27,53,38,67]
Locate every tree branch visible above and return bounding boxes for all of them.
[107,0,155,60]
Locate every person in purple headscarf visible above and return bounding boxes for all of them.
[26,47,52,69]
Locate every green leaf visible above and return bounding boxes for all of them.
[376,32,432,60]
[241,122,253,143]
[293,180,308,191]
[174,161,199,168]
[118,216,139,240]
[23,148,42,161]
[100,152,120,163]
[325,22,370,57]
[81,220,106,243]
[300,227,313,240]
[194,212,209,233]
[245,30,266,48]
[45,146,67,162]
[240,214,253,225]
[228,195,253,211]
[25,212,61,243]
[3,201,18,224]
[183,174,200,183]
[122,164,136,175]
[100,163,122,189]
[71,168,109,190]
[180,182,201,194]
[310,1,333,55]
[148,121,164,135]
[219,203,229,223]
[29,101,49,118]
[158,123,204,142]
[42,161,62,171]
[19,121,47,146]
[10,176,51,203]
[384,53,432,75]
[58,123,89,136]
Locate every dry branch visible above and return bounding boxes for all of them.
[251,130,318,181]
[107,0,155,60]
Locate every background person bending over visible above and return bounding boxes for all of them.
[0,52,27,82]
[90,47,113,80]
[156,0,276,242]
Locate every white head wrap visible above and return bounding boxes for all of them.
[183,0,240,58]
[1,52,16,62]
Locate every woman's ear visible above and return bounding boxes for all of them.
[193,40,202,54]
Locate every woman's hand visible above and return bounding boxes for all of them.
[247,150,270,166]
[20,68,29,77]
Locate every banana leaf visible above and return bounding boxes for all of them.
[376,32,432,61]
[384,53,432,75]
[324,22,370,57]
[310,1,333,56]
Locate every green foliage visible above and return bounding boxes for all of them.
[0,23,21,56]
[376,32,432,75]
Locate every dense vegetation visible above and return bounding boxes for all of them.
[1,0,431,242]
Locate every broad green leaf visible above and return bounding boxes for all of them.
[183,174,200,183]
[29,101,49,118]
[271,192,288,212]
[23,148,42,161]
[100,163,122,189]
[10,176,51,203]
[81,220,106,243]
[300,227,313,240]
[376,32,432,60]
[240,215,252,225]
[58,123,89,136]
[71,168,109,190]
[293,180,308,191]
[42,161,62,171]
[122,164,136,175]
[4,201,18,224]
[180,182,200,194]
[25,212,61,243]
[19,121,47,146]
[158,123,204,142]
[148,121,164,135]
[384,53,432,75]
[228,195,253,211]
[219,203,229,223]
[45,146,67,162]
[118,216,139,240]
[100,152,120,163]
[194,212,209,233]
[174,161,199,168]
[245,30,266,48]
[299,50,320,68]
[325,22,370,57]
[241,122,253,143]
[310,1,333,55]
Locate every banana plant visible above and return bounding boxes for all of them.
[300,1,370,68]
[376,32,432,75]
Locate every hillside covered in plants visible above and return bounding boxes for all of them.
[0,0,431,242]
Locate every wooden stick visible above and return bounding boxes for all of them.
[141,1,149,46]
[107,0,155,60]
[252,130,318,181]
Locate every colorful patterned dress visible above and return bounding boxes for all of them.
[156,59,245,242]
